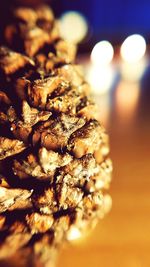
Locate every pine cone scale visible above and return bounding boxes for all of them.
[0,4,112,267]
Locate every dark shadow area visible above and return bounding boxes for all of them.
[138,64,150,121]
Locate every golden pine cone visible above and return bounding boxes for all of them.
[0,5,112,267]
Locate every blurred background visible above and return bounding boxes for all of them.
[1,0,150,266]
[53,0,150,48]
[54,1,150,267]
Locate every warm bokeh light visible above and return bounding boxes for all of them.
[87,64,114,94]
[67,226,82,241]
[120,57,147,81]
[87,41,115,94]
[115,81,140,121]
[91,41,114,66]
[121,34,146,63]
[59,11,88,44]
[94,93,111,128]
[102,194,112,216]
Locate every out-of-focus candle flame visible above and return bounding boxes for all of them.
[121,34,146,63]
[59,11,88,44]
[115,81,140,121]
[91,41,114,66]
[87,41,114,94]
[120,57,147,81]
[87,64,114,94]
[67,226,82,241]
[94,93,111,128]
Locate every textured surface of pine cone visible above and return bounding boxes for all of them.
[0,4,112,267]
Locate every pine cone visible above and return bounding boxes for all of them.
[0,5,112,267]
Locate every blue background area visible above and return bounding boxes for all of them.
[58,0,150,41]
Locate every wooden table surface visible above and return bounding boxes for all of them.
[57,75,150,267]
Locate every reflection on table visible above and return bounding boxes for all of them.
[57,50,150,267]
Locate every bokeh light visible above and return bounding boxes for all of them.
[88,40,114,94]
[94,93,111,127]
[67,226,82,241]
[120,57,147,81]
[59,11,88,44]
[115,81,140,121]
[121,34,146,63]
[87,65,114,94]
[91,41,114,66]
